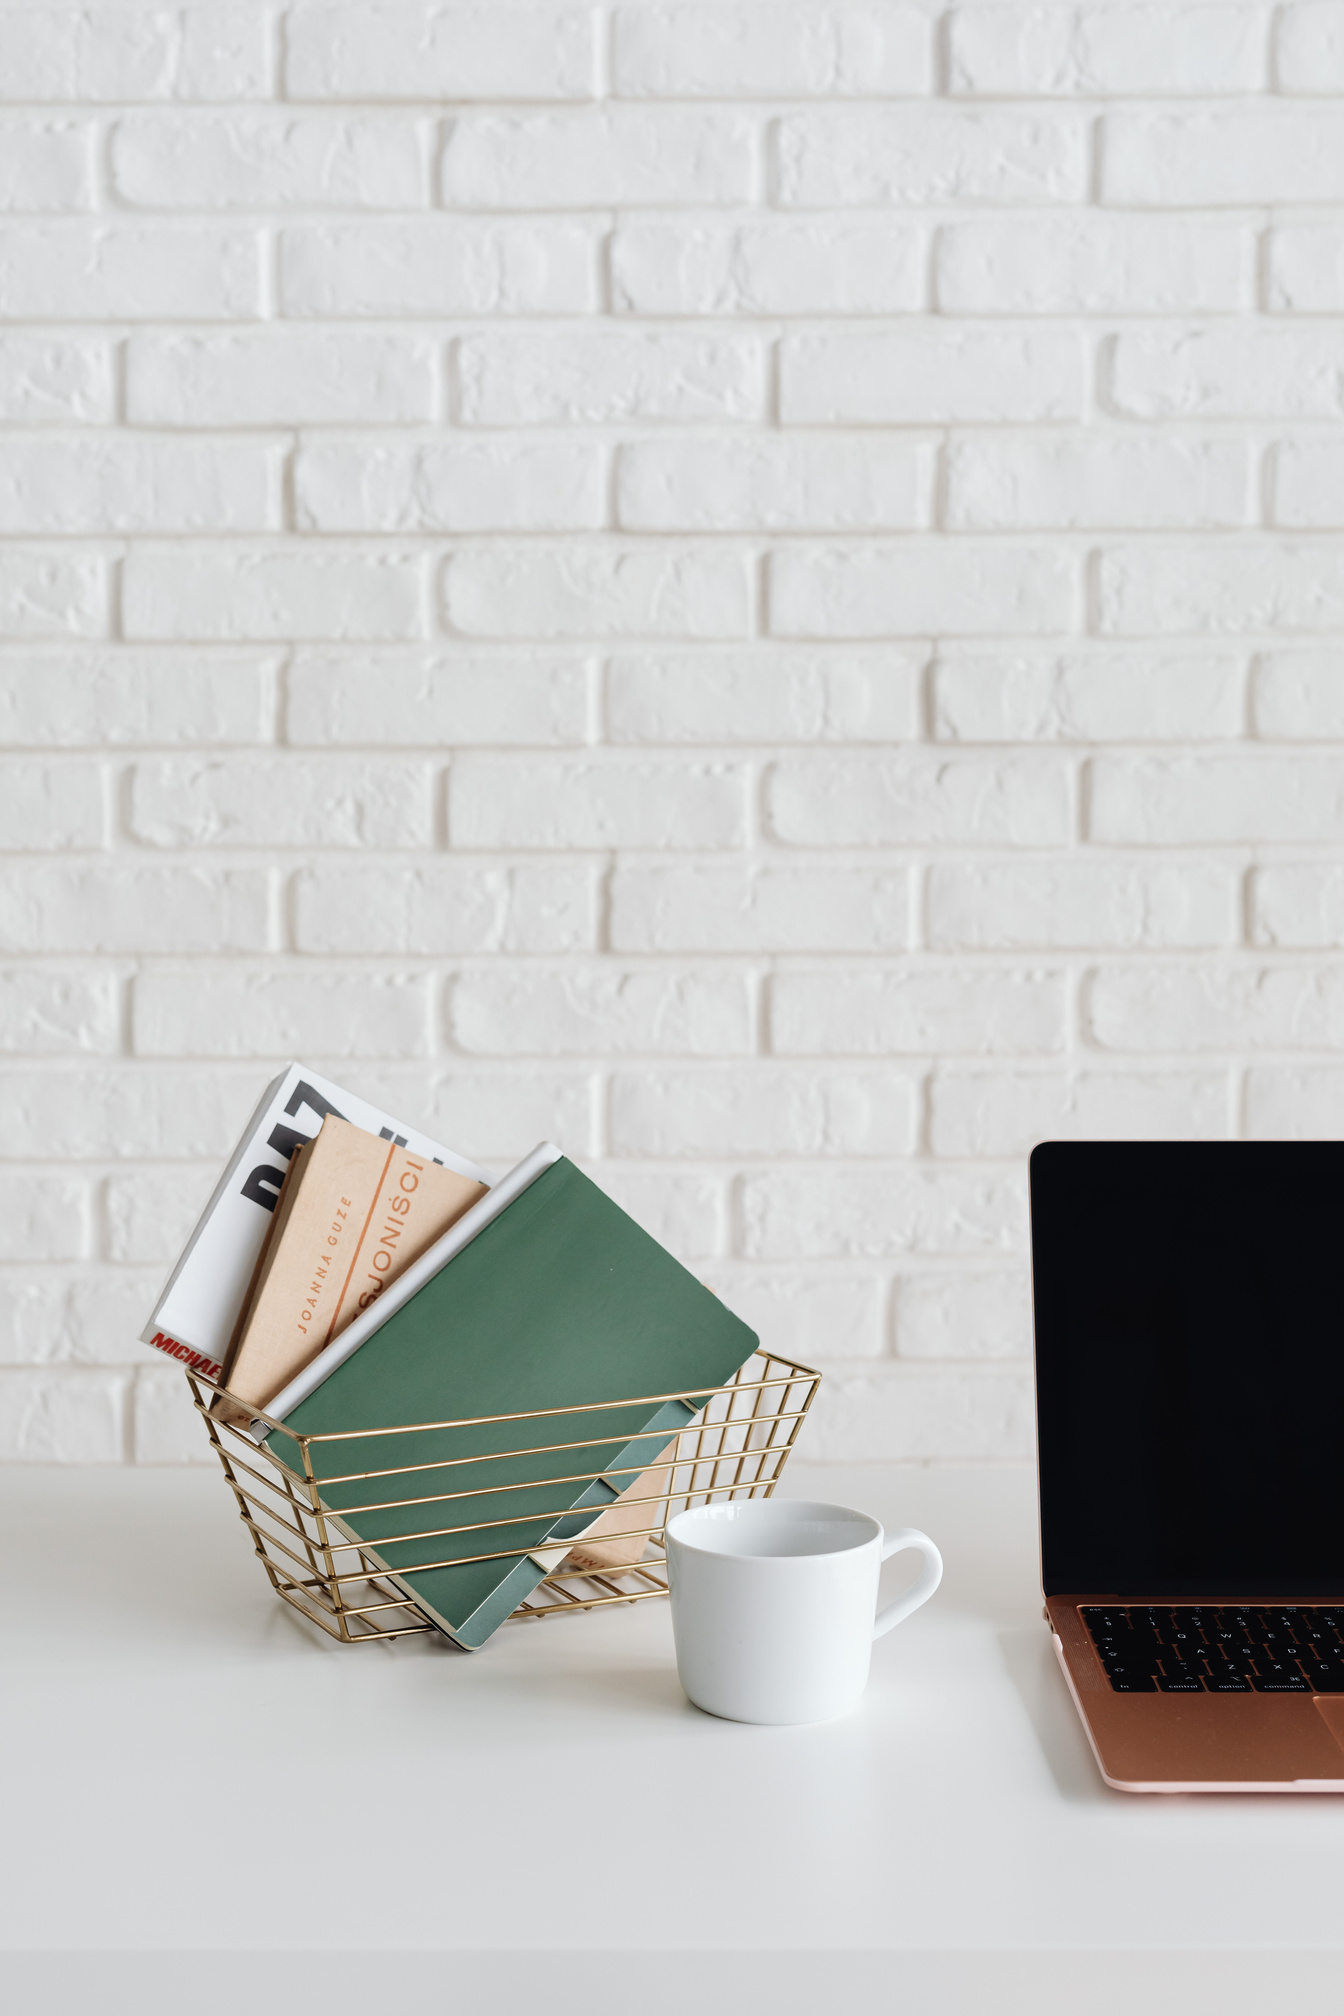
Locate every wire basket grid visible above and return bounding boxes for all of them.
[188,1350,821,1646]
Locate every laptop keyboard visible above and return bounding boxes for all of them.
[1082,1605,1344,1693]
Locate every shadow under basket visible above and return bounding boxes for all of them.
[187,1352,821,1646]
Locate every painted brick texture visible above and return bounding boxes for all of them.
[2,1,1342,1470]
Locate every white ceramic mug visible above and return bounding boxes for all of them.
[664,1499,943,1726]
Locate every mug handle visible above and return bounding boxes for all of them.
[872,1527,943,1640]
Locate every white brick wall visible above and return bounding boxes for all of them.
[4,0,1344,1469]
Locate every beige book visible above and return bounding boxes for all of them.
[214,1115,486,1426]
[226,1135,314,1362]
[561,1459,672,1573]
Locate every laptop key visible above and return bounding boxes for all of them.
[1108,1675,1158,1692]
[1250,1670,1310,1691]
[1204,1673,1252,1692]
[1155,1675,1205,1691]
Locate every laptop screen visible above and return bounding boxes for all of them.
[1032,1142,1344,1600]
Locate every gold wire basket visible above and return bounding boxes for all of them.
[188,1350,821,1647]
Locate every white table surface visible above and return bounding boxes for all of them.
[4,1460,1344,2015]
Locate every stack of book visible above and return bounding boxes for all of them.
[142,1066,758,1650]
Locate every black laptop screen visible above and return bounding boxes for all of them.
[1032,1142,1344,1600]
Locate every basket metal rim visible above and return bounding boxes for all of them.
[200,1356,820,1448]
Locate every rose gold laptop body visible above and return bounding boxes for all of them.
[1032,1142,1344,1795]
[1046,1597,1344,1793]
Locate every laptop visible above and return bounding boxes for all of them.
[1031,1141,1344,1794]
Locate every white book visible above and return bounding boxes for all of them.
[140,1065,491,1380]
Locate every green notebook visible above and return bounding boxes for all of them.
[264,1155,758,1649]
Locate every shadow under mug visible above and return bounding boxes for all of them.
[665,1499,944,1726]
